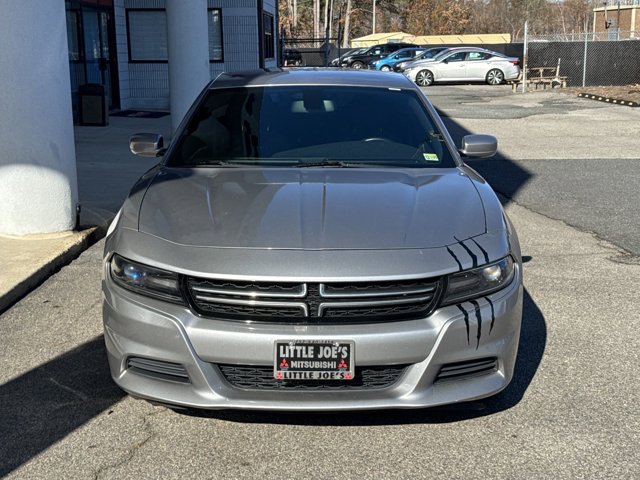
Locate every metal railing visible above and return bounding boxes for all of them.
[280,34,343,67]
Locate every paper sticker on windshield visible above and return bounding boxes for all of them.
[422,153,439,162]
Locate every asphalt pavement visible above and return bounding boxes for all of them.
[1,84,639,479]
[430,84,640,257]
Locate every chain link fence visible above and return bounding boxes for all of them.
[523,30,640,89]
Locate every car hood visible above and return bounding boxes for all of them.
[408,58,438,68]
[137,167,486,250]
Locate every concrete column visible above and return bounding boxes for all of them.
[0,0,79,235]
[166,0,211,133]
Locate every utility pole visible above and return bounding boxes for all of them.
[343,0,352,48]
[293,0,297,30]
[373,0,376,34]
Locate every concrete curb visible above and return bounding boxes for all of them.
[0,226,106,314]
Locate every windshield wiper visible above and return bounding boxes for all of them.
[295,160,361,168]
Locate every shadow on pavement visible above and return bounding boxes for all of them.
[0,336,124,477]
[440,111,535,201]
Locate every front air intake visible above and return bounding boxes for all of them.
[435,357,498,383]
[127,357,190,383]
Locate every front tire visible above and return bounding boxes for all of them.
[351,61,365,69]
[380,65,391,72]
[415,70,434,87]
[486,69,504,85]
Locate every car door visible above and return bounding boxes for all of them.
[434,51,467,80]
[465,51,493,80]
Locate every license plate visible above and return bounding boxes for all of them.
[274,340,355,381]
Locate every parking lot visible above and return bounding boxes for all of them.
[1,85,638,479]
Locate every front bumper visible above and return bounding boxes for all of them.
[102,264,522,411]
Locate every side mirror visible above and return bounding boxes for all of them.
[129,133,165,157]
[459,134,497,158]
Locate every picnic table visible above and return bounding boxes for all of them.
[511,61,568,92]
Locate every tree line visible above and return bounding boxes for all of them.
[279,0,598,45]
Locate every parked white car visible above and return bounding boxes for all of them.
[405,47,521,86]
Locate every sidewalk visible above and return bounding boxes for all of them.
[0,114,171,312]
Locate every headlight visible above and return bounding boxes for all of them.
[110,254,184,304]
[441,256,515,306]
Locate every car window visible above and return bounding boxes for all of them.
[432,49,455,61]
[168,86,456,168]
[467,52,492,61]
[371,47,382,55]
[397,51,412,59]
[443,52,466,63]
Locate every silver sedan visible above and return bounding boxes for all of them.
[103,69,523,411]
[405,47,521,86]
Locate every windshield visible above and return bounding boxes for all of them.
[168,85,456,169]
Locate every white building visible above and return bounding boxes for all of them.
[67,0,279,112]
[0,0,278,236]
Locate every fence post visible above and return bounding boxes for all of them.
[582,33,588,87]
[279,29,285,68]
[522,21,528,93]
[324,27,330,66]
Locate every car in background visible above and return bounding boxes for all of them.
[341,42,417,69]
[370,47,426,71]
[404,47,521,86]
[283,48,303,67]
[393,46,450,72]
[103,69,523,411]
[330,47,367,67]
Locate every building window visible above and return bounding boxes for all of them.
[126,9,168,62]
[66,10,81,61]
[208,9,224,62]
[263,12,274,59]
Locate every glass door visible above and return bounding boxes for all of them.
[81,7,118,109]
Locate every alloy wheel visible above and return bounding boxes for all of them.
[486,69,504,85]
[416,70,434,86]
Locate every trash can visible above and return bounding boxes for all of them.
[78,83,108,126]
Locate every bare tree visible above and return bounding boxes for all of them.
[343,0,352,47]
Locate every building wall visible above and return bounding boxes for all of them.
[113,0,277,110]
[263,0,278,69]
[209,0,260,79]
[593,6,639,37]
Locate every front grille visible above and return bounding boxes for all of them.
[218,364,409,390]
[127,357,190,383]
[435,357,498,383]
[186,277,442,324]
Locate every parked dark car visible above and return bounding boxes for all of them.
[283,48,303,66]
[330,47,367,66]
[341,43,417,69]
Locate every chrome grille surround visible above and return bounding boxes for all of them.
[185,277,443,324]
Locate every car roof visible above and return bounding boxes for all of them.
[393,47,423,53]
[210,68,419,90]
[440,46,501,55]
